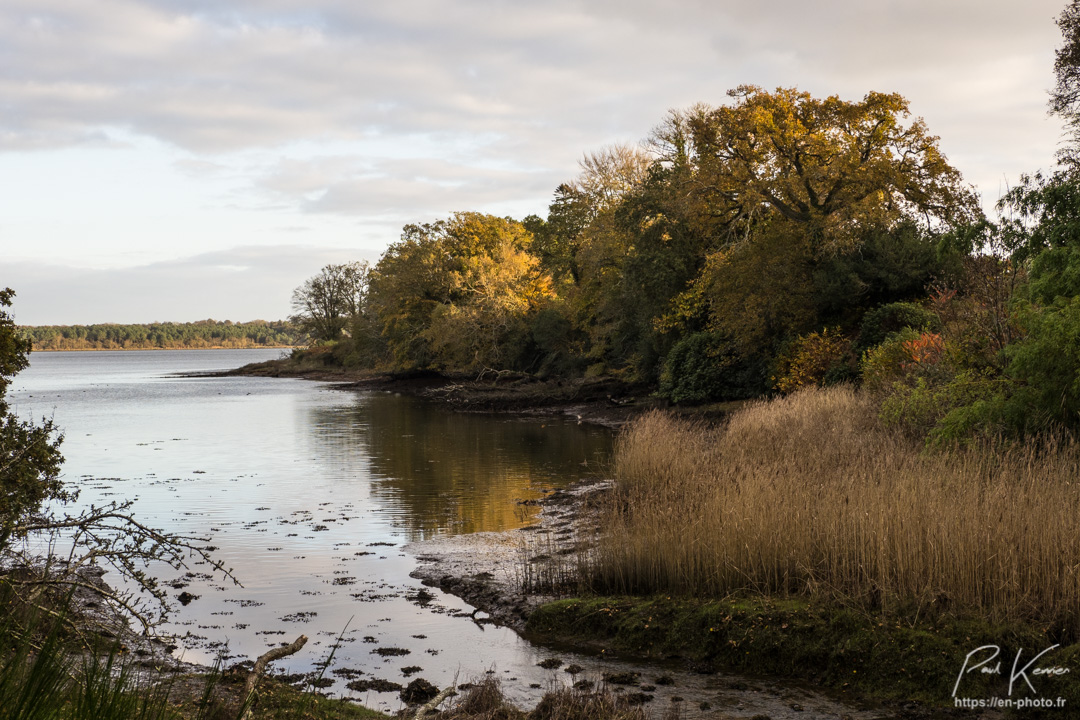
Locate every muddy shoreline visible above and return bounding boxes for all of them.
[213,358,1006,718]
[405,484,914,720]
[215,357,744,429]
[220,361,650,428]
[404,487,1010,720]
[405,479,610,632]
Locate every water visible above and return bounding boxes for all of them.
[10,350,883,719]
[9,349,613,710]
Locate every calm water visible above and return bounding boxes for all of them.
[10,350,878,719]
[9,350,612,711]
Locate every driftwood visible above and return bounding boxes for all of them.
[415,686,457,720]
[240,634,308,719]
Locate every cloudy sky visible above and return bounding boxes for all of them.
[1,0,1070,325]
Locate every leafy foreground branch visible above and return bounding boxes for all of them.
[2,287,240,639]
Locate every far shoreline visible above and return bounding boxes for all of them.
[31,345,297,352]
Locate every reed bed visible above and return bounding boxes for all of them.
[585,386,1080,633]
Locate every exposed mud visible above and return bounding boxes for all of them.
[2,559,208,683]
[405,479,608,632]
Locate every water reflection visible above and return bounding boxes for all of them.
[305,392,612,539]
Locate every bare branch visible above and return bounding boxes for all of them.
[240,635,309,720]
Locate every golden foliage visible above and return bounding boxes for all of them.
[772,327,853,394]
[369,212,555,371]
[691,85,980,251]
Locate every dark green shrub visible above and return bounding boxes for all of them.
[658,333,763,403]
[1001,296,1080,432]
[879,371,1010,443]
[856,302,939,355]
[929,393,1015,446]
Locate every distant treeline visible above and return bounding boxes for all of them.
[21,319,302,351]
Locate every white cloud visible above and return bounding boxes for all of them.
[7,246,372,325]
[0,0,1071,321]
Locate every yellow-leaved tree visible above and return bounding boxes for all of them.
[369,212,555,371]
[689,85,979,253]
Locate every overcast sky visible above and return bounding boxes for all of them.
[1,0,1070,325]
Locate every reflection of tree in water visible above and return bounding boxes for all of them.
[304,393,612,539]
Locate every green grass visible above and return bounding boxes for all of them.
[166,674,391,720]
[527,593,1080,711]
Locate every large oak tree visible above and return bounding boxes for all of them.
[687,85,979,252]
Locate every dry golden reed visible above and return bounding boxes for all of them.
[587,386,1080,630]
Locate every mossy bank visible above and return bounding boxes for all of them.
[528,594,1080,716]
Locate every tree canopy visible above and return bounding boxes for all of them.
[686,85,979,251]
[295,86,984,406]
[21,319,300,351]
[368,212,554,371]
[1054,0,1080,165]
[290,262,369,343]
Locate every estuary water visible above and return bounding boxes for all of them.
[10,350,882,719]
[9,349,612,711]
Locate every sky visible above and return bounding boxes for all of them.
[0,0,1071,325]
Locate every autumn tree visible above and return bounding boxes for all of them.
[290,261,369,343]
[368,213,555,371]
[527,143,652,286]
[688,85,979,252]
[627,87,976,397]
[582,158,712,378]
[527,144,677,377]
[424,234,553,370]
[284,89,978,397]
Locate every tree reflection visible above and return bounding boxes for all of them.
[303,392,612,539]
